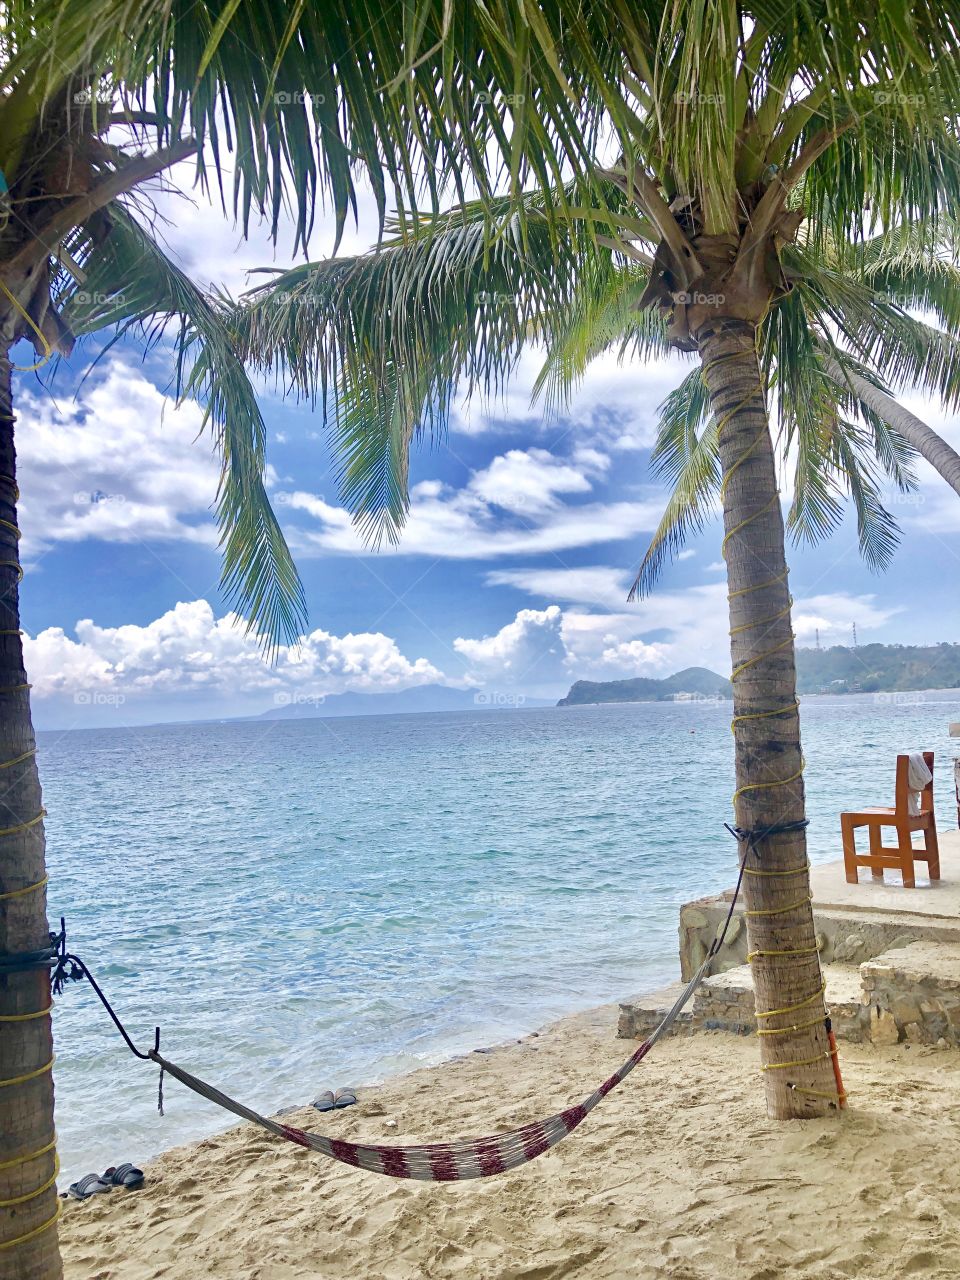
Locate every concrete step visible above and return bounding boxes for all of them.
[862,941,960,1046]
[692,961,865,1042]
[617,982,693,1041]
[617,964,865,1043]
[680,835,960,981]
[680,900,960,981]
[620,943,960,1048]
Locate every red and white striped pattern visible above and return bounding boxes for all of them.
[148,948,714,1183]
[152,1037,654,1182]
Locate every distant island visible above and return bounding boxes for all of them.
[558,667,732,706]
[557,643,960,707]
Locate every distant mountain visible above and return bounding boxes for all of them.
[557,667,732,707]
[796,642,960,693]
[258,683,552,720]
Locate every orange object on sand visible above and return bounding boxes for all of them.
[826,1019,847,1109]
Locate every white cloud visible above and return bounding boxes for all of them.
[284,446,663,560]
[453,605,566,686]
[26,600,448,720]
[791,593,900,643]
[599,638,672,672]
[871,391,960,537]
[468,447,594,514]
[25,586,906,726]
[449,344,691,451]
[152,158,387,297]
[465,573,902,687]
[18,362,220,558]
[486,565,633,610]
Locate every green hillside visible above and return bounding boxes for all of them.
[558,644,960,707]
[557,666,732,706]
[796,643,960,693]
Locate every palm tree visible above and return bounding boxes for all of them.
[4,2,960,1273]
[224,8,960,1131]
[534,217,960,579]
[0,0,443,1271]
[0,186,311,1280]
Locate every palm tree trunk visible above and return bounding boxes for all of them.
[698,320,839,1120]
[0,346,62,1277]
[821,358,960,498]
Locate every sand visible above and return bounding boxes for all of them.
[59,1004,960,1280]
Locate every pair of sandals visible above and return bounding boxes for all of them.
[65,1164,144,1201]
[312,1088,357,1111]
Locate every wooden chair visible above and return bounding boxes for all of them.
[841,752,939,889]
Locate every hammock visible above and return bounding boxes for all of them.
[43,853,747,1184]
[149,954,707,1181]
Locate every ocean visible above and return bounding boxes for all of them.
[36,691,960,1185]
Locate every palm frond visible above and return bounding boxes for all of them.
[231,192,622,541]
[61,206,307,650]
[628,370,719,600]
[833,427,903,571]
[788,240,960,412]
[764,286,910,570]
[532,263,668,416]
[1,0,643,249]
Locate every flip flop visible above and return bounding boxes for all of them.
[102,1163,144,1190]
[66,1173,113,1201]
[334,1088,358,1109]
[311,1090,336,1112]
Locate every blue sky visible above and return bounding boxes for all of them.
[15,172,960,728]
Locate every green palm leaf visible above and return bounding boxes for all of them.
[61,206,306,650]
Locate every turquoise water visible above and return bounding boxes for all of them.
[37,692,960,1184]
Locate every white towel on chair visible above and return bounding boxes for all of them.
[907,752,932,815]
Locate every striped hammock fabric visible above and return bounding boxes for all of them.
[149,955,708,1183]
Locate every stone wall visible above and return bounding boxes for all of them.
[862,941,960,1047]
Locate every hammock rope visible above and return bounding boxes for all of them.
[42,848,749,1183]
[149,939,723,1181]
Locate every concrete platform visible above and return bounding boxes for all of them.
[618,830,960,1047]
[678,828,960,981]
[722,829,960,913]
[807,832,960,914]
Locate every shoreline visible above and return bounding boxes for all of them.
[59,996,960,1279]
[54,979,678,1190]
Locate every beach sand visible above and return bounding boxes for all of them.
[60,1004,960,1280]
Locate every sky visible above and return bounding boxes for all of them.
[15,165,960,729]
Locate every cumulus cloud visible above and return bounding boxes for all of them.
[453,605,567,686]
[474,571,902,683]
[26,584,905,726]
[598,638,672,672]
[468,448,594,514]
[26,600,448,724]
[18,362,220,558]
[17,363,666,570]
